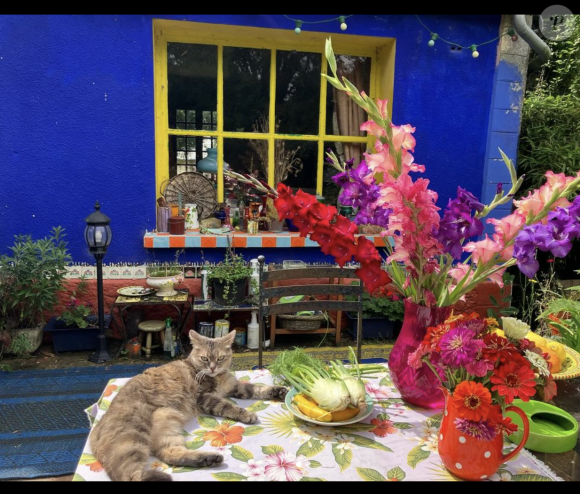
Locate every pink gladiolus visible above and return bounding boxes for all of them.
[488,211,526,260]
[360,120,386,138]
[463,235,504,264]
[449,263,473,284]
[391,124,417,152]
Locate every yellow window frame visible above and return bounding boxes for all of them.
[153,19,395,202]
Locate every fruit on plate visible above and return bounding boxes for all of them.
[544,339,567,364]
[293,393,332,422]
[543,348,562,374]
[331,406,360,422]
[525,331,547,349]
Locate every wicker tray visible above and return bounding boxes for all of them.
[277,313,326,331]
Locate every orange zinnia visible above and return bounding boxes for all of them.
[452,381,492,421]
[202,423,244,447]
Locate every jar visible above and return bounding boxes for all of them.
[157,206,170,233]
[214,203,226,224]
[168,216,185,235]
[234,327,247,346]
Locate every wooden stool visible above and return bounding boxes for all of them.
[138,320,165,358]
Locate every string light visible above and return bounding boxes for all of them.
[284,14,353,34]
[416,15,514,58]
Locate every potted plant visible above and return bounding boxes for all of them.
[266,198,284,232]
[0,226,71,356]
[346,284,404,340]
[207,249,252,306]
[146,250,185,297]
[43,279,112,353]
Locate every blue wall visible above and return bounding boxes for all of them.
[0,14,501,263]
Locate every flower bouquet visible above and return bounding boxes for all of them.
[409,313,555,480]
[225,38,580,406]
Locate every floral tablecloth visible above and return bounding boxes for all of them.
[74,364,562,481]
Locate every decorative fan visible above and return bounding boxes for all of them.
[163,172,217,220]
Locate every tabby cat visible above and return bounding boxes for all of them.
[90,329,287,481]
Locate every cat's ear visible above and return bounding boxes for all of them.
[189,329,205,345]
[221,329,236,346]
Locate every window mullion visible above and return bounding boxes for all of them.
[217,43,224,202]
[268,48,277,188]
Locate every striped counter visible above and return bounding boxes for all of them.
[144,231,385,248]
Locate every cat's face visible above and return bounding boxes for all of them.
[188,329,236,376]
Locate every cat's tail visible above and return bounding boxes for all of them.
[91,415,168,481]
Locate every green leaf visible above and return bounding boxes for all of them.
[230,445,254,462]
[297,438,325,458]
[348,434,393,452]
[72,473,86,481]
[502,296,513,303]
[426,413,443,428]
[377,412,390,421]
[510,474,553,481]
[489,295,499,306]
[300,476,326,481]
[332,443,353,472]
[238,375,251,383]
[197,415,219,429]
[332,423,375,433]
[172,466,201,473]
[242,425,264,436]
[356,467,386,481]
[79,453,97,465]
[211,472,247,481]
[261,444,284,455]
[221,418,237,426]
[379,377,393,387]
[325,38,337,76]
[322,74,344,91]
[392,422,413,429]
[309,460,322,468]
[192,429,208,437]
[387,466,406,481]
[407,445,431,468]
[247,401,270,412]
[185,439,205,450]
[99,400,110,411]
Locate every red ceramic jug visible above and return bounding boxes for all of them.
[437,387,530,481]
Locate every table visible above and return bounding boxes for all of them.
[74,365,562,481]
[110,289,193,355]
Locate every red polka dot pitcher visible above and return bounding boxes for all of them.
[437,387,530,481]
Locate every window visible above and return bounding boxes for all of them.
[154,20,395,203]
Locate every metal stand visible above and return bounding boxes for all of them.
[89,255,112,363]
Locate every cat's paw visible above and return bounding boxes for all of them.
[270,386,288,401]
[201,453,224,467]
[240,411,259,424]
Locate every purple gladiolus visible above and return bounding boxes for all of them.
[513,225,540,278]
[534,208,580,258]
[457,187,485,213]
[496,183,503,194]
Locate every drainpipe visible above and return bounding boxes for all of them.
[513,15,552,71]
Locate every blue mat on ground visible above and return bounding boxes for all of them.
[0,364,158,480]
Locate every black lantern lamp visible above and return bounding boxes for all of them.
[85,201,112,363]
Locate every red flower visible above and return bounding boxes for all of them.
[293,208,314,237]
[354,237,382,266]
[452,380,492,421]
[333,214,359,237]
[307,202,337,224]
[488,406,518,435]
[482,333,517,363]
[327,233,357,266]
[355,263,391,294]
[294,189,318,210]
[369,418,397,437]
[491,361,537,403]
[309,220,334,247]
[542,377,557,401]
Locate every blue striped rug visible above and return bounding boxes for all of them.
[0,364,157,479]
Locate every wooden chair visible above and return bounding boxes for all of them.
[257,256,363,368]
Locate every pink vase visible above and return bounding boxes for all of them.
[388,300,452,409]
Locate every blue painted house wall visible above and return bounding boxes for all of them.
[0,14,504,263]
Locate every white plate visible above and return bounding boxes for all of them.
[285,388,374,426]
[117,286,155,297]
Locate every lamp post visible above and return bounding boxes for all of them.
[85,201,112,364]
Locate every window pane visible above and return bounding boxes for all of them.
[168,135,216,177]
[322,141,368,207]
[326,56,371,136]
[223,47,271,133]
[167,43,217,130]
[276,140,317,193]
[276,51,321,135]
[223,138,267,201]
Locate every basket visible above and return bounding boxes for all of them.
[277,313,326,331]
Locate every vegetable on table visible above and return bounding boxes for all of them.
[292,393,332,422]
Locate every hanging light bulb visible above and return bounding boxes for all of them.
[470,44,480,58]
[294,20,302,34]
[339,16,347,31]
[428,33,438,47]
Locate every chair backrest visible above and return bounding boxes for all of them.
[257,255,363,367]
